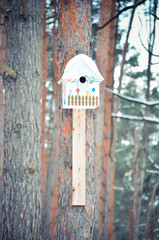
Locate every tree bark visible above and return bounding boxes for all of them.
[56,1,95,239]
[129,128,139,240]
[145,184,159,239]
[41,0,48,209]
[95,1,116,239]
[0,0,6,232]
[49,20,60,238]
[133,2,157,239]
[133,148,146,240]
[2,1,42,239]
[42,20,60,240]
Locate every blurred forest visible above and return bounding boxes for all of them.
[0,0,159,239]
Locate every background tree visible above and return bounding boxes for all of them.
[1,0,42,239]
[94,0,116,239]
[0,0,6,231]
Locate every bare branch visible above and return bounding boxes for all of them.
[105,87,159,106]
[138,32,159,57]
[96,0,146,31]
[151,61,159,65]
[138,15,159,57]
[112,113,159,124]
[20,0,29,20]
[145,152,159,170]
[150,12,159,20]
[146,169,159,175]
[0,64,17,78]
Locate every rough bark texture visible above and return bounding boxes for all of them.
[133,148,146,240]
[56,1,95,239]
[133,3,157,239]
[42,24,59,239]
[0,0,6,231]
[49,23,59,238]
[94,1,116,239]
[145,184,159,239]
[41,0,48,209]
[2,1,42,239]
[129,128,139,240]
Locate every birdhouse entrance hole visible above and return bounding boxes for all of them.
[79,76,86,83]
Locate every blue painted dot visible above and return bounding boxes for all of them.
[92,88,95,92]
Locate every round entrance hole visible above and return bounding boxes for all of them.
[79,76,86,83]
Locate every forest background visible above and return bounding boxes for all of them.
[0,0,159,239]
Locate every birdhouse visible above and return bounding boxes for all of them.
[58,54,104,109]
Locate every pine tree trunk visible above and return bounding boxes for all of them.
[42,20,60,239]
[41,0,48,209]
[0,0,6,231]
[49,23,60,238]
[2,1,42,239]
[145,184,159,239]
[129,128,139,240]
[133,148,146,240]
[56,1,95,239]
[95,0,116,239]
[133,3,157,239]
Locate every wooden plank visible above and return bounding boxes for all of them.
[92,96,95,106]
[89,96,91,106]
[68,95,70,105]
[96,96,98,106]
[72,95,74,106]
[85,96,87,106]
[72,109,86,205]
[75,95,77,106]
[82,96,84,106]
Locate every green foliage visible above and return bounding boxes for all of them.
[126,53,140,66]
[126,69,147,79]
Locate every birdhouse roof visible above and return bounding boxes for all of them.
[58,54,104,84]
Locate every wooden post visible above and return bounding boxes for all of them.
[72,109,86,205]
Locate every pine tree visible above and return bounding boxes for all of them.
[2,1,42,239]
[56,1,95,239]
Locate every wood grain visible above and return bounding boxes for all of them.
[72,109,86,205]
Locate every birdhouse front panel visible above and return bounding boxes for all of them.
[62,76,100,109]
[58,54,104,109]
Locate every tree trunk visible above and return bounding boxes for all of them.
[42,19,60,240]
[2,1,42,239]
[41,0,48,209]
[129,128,139,240]
[133,148,146,240]
[49,22,60,238]
[145,184,159,239]
[56,1,95,239]
[0,0,6,231]
[95,1,116,239]
[133,2,157,239]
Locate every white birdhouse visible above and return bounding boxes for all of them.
[58,54,104,109]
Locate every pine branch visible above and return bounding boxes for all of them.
[0,64,17,78]
[20,0,29,20]
[105,87,159,106]
[112,113,159,124]
[96,0,146,31]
